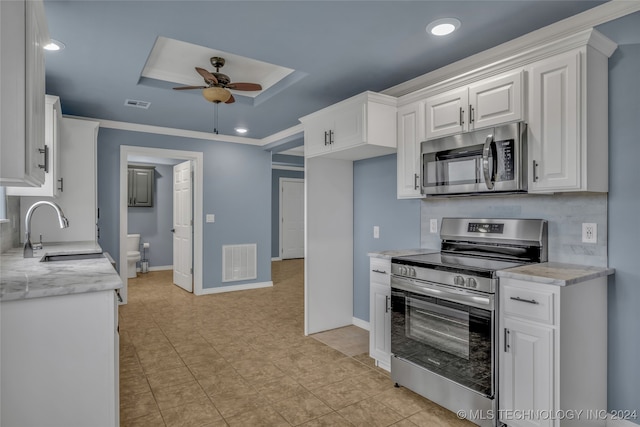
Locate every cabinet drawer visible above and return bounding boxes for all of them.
[370,258,391,285]
[502,283,555,325]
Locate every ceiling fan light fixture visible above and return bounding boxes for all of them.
[202,87,232,103]
[426,18,461,36]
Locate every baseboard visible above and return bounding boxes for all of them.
[271,257,282,261]
[197,281,273,295]
[352,317,370,331]
[607,415,639,427]
[136,265,173,272]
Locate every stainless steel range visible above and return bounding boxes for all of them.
[390,218,547,427]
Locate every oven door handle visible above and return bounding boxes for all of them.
[482,134,497,190]
[391,276,494,310]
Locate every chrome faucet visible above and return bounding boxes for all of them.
[23,201,70,258]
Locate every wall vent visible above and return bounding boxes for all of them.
[223,244,257,282]
[124,99,151,109]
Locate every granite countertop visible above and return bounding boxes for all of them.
[368,249,437,260]
[0,241,123,302]
[497,262,615,286]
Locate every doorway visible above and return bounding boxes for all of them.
[279,177,304,259]
[119,146,203,304]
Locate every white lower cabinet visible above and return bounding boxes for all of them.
[499,277,608,427]
[369,257,391,371]
[0,290,119,427]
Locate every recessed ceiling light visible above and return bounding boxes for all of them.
[426,18,461,36]
[235,128,248,134]
[44,39,65,51]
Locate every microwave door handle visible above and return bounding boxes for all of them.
[482,134,496,190]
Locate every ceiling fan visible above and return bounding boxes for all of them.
[173,56,262,104]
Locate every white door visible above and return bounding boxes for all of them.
[173,160,192,292]
[280,178,304,259]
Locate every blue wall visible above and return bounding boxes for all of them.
[606,42,640,421]
[353,154,421,321]
[127,163,175,268]
[97,128,272,289]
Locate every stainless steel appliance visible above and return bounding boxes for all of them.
[391,218,547,427]
[421,122,527,196]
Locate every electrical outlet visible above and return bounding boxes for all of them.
[373,226,380,239]
[206,214,215,223]
[430,219,438,234]
[582,223,597,243]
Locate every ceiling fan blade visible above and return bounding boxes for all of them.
[195,67,218,84]
[227,82,262,91]
[225,94,235,104]
[173,85,207,90]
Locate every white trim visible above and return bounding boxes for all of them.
[279,177,305,261]
[271,257,282,261]
[606,416,639,427]
[198,281,273,295]
[352,317,370,331]
[272,165,304,172]
[73,116,262,146]
[120,146,204,304]
[146,265,173,272]
[260,123,304,146]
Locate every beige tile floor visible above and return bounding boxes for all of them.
[120,259,475,426]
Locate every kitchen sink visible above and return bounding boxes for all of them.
[40,252,105,262]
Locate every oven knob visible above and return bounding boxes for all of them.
[467,278,478,288]
[410,268,416,277]
[400,267,407,275]
[454,276,465,286]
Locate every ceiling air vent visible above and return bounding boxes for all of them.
[124,99,151,109]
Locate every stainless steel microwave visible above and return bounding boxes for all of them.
[421,122,527,196]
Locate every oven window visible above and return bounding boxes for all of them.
[391,290,493,397]
[407,296,470,359]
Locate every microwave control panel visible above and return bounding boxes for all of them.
[496,139,515,181]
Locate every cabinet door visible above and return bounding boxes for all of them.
[303,117,332,157]
[424,87,468,139]
[527,50,580,192]
[469,70,523,130]
[369,282,391,368]
[6,96,62,197]
[332,102,364,150]
[397,102,423,199]
[500,317,554,427]
[130,169,154,207]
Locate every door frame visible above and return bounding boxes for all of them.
[119,146,203,304]
[279,177,305,260]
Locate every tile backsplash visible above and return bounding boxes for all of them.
[1,196,21,253]
[421,192,608,267]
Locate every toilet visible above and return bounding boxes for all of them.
[127,234,141,278]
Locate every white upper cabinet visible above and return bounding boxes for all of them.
[300,91,397,161]
[396,102,424,199]
[424,70,523,140]
[7,96,63,198]
[527,38,615,193]
[424,87,468,139]
[0,0,49,187]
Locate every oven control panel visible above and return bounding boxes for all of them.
[391,263,495,293]
[467,222,504,233]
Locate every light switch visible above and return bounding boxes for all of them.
[373,226,380,239]
[430,219,438,233]
[206,214,215,223]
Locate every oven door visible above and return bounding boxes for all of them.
[391,276,495,397]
